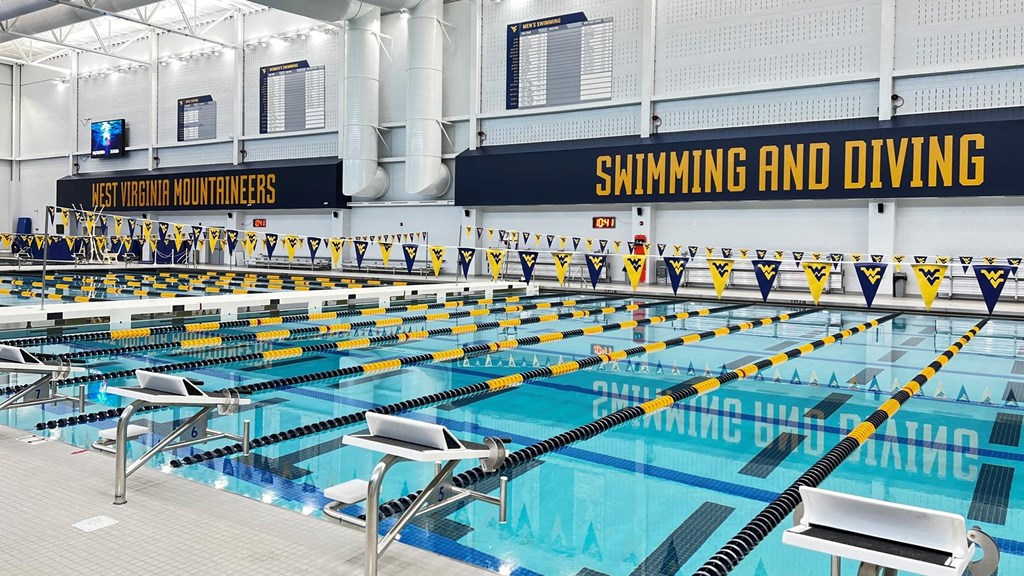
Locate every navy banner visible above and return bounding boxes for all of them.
[663,256,688,295]
[751,260,780,302]
[307,237,321,260]
[456,108,1021,206]
[57,158,345,211]
[974,265,1012,314]
[264,233,278,258]
[458,247,476,279]
[403,244,419,274]
[225,230,238,255]
[854,263,888,308]
[585,254,607,288]
[353,240,369,267]
[519,250,539,284]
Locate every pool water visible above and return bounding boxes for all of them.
[1,292,1020,576]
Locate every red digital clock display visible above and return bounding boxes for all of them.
[252,218,267,228]
[592,216,616,229]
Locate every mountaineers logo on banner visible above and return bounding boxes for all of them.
[721,248,732,258]
[225,230,239,255]
[306,237,321,260]
[552,252,573,286]
[663,257,688,295]
[263,233,278,258]
[705,246,715,257]
[854,263,887,308]
[707,259,733,299]
[328,238,344,266]
[403,244,420,274]
[378,242,393,267]
[871,254,884,263]
[283,235,300,261]
[429,246,446,277]
[458,247,476,279]
[172,224,186,251]
[485,249,505,281]
[476,227,484,238]
[519,250,539,284]
[585,254,607,289]
[243,231,258,256]
[353,240,369,267]
[623,254,646,291]
[802,261,832,305]
[973,265,1012,314]
[851,253,863,262]
[914,255,928,264]
[751,260,780,302]
[912,264,947,310]
[959,256,974,273]
[756,249,767,259]
[208,228,220,253]
[738,248,749,259]
[157,221,169,242]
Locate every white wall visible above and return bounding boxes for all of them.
[3,0,1021,277]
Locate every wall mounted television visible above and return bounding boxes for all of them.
[90,119,127,158]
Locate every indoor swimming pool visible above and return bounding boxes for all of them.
[0,292,1020,576]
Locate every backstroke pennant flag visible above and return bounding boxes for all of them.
[1009,258,1021,276]
[486,249,505,281]
[854,262,887,308]
[657,244,666,256]
[264,233,278,258]
[226,230,239,255]
[208,228,220,253]
[546,234,555,248]
[585,254,607,288]
[328,238,344,266]
[47,205,56,225]
[157,221,169,242]
[871,254,884,263]
[623,254,646,291]
[802,261,832,305]
[572,237,581,251]
[973,265,1012,314]
[599,239,608,253]
[61,208,71,229]
[458,247,476,279]
[751,259,780,302]
[284,235,300,261]
[403,244,419,274]
[113,215,123,236]
[519,250,539,284]
[552,252,572,286]
[244,231,258,256]
[428,246,446,277]
[688,245,698,258]
[911,263,947,310]
[959,256,973,273]
[353,240,369,267]
[829,253,844,269]
[893,255,905,271]
[379,241,393,267]
[663,257,688,295]
[191,225,204,243]
[172,224,186,251]
[707,259,733,299]
[307,237,321,260]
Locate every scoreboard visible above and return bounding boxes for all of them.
[506,12,614,110]
[177,95,217,142]
[259,60,326,134]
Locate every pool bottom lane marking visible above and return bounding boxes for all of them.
[692,319,987,576]
[368,313,898,522]
[167,305,797,468]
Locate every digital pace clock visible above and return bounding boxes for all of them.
[592,216,616,229]
[252,218,267,228]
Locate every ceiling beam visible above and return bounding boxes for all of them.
[1,28,150,65]
[47,0,236,48]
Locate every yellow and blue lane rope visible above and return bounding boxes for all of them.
[169,304,796,468]
[693,319,985,576]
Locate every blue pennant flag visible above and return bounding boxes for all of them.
[546,234,554,248]
[959,256,973,273]
[126,218,137,237]
[657,243,666,256]
[599,239,608,253]
[1009,258,1021,276]
[353,240,369,267]
[973,265,1012,314]
[402,244,419,274]
[751,260,780,302]
[157,221,169,242]
[457,247,476,279]
[46,206,55,224]
[572,237,581,251]
[584,254,607,288]
[688,245,698,258]
[663,257,688,295]
[518,250,539,284]
[854,262,888,308]
[225,230,239,255]
[307,237,321,260]
[264,233,278,258]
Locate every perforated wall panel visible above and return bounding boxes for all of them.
[18,158,67,219]
[893,69,1024,115]
[157,143,235,168]
[243,133,338,162]
[380,12,409,125]
[157,51,236,146]
[77,68,150,153]
[481,104,639,146]
[0,71,11,158]
[20,81,70,157]
[655,0,880,96]
[654,82,877,132]
[243,33,340,136]
[895,0,1024,70]
[480,0,643,113]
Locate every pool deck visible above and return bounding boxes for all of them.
[0,424,490,576]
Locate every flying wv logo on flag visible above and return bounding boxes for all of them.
[861,266,883,284]
[806,264,828,282]
[980,268,1006,287]
[757,263,778,279]
[917,266,943,285]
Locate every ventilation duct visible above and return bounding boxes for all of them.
[403,0,449,197]
[0,1,55,22]
[0,0,161,44]
[342,6,388,198]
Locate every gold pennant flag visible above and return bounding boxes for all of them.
[85,213,96,236]
[429,246,446,277]
[174,224,186,251]
[379,242,393,267]
[584,238,593,252]
[707,259,733,299]
[487,228,495,240]
[33,234,44,250]
[329,238,344,266]
[912,264,947,310]
[244,232,258,256]
[673,244,682,256]
[552,252,572,286]
[893,255,905,271]
[60,208,70,229]
[802,262,832,305]
[558,236,567,250]
[851,253,863,262]
[113,216,123,236]
[464,226,472,237]
[486,249,505,281]
[96,236,107,253]
[63,236,74,251]
[706,246,715,257]
[208,228,220,253]
[613,240,622,254]
[623,254,647,291]
[1,233,14,248]
[284,235,299,261]
[142,220,153,241]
